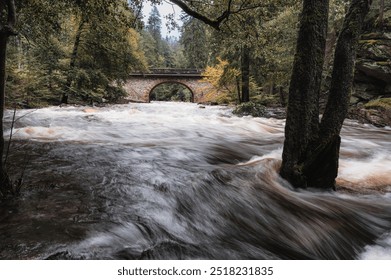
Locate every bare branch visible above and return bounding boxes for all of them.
[168,0,225,29]
[169,0,265,30]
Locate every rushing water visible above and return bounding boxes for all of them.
[1,102,391,260]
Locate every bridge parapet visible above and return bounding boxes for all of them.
[129,68,204,78]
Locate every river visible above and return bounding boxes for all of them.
[1,102,391,259]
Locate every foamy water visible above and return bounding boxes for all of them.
[1,102,391,259]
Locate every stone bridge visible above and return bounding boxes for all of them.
[122,68,213,103]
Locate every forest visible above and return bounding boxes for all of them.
[0,0,391,261]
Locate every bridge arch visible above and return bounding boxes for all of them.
[123,69,215,103]
[148,80,195,102]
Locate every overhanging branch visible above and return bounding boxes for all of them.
[169,0,226,30]
[169,0,267,30]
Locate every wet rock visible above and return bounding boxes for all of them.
[45,251,84,260]
[353,3,391,103]
[233,102,266,117]
[348,106,391,127]
[356,60,391,85]
[352,81,384,102]
[139,241,210,260]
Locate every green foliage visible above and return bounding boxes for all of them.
[258,5,300,88]
[150,83,192,102]
[6,0,148,106]
[364,98,391,110]
[201,58,240,103]
[180,17,210,69]
[142,7,183,68]
[201,58,260,104]
[252,93,280,107]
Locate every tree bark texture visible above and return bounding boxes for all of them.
[309,0,371,188]
[280,0,330,188]
[281,0,371,190]
[241,46,250,103]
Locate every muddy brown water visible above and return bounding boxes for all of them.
[1,102,391,259]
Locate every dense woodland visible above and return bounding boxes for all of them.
[1,0,390,194]
[0,0,367,106]
[1,0,389,107]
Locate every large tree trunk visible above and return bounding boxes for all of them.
[241,46,250,103]
[281,0,372,190]
[310,0,372,189]
[61,19,85,104]
[280,0,330,188]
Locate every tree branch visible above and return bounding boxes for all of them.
[169,0,266,30]
[169,0,242,30]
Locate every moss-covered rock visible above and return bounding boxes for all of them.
[232,102,266,117]
[353,2,391,103]
[349,98,391,127]
[364,97,391,110]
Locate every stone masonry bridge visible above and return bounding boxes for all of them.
[123,68,213,103]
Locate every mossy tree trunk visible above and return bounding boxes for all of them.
[0,0,17,196]
[280,0,372,190]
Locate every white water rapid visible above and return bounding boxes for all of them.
[1,102,391,259]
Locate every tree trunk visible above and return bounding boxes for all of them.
[378,0,384,27]
[0,0,17,195]
[241,46,250,103]
[278,86,286,107]
[281,0,371,190]
[61,20,85,104]
[269,81,274,95]
[0,33,11,194]
[280,0,330,188]
[309,0,372,188]
[236,76,241,104]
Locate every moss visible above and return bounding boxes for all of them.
[364,98,391,110]
[232,102,266,117]
[252,94,280,106]
[377,61,391,66]
[359,39,379,45]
